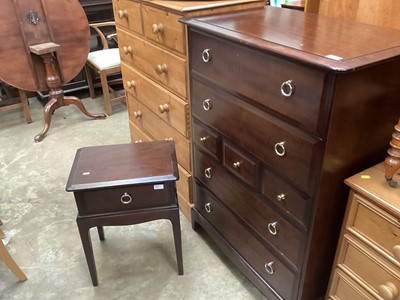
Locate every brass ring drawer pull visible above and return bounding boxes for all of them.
[204,167,212,178]
[123,46,132,55]
[202,99,212,111]
[268,221,278,235]
[152,23,164,34]
[264,261,274,275]
[120,192,132,204]
[274,141,286,157]
[118,10,128,19]
[155,64,168,74]
[127,80,136,89]
[205,202,212,213]
[281,80,295,97]
[377,282,399,300]
[158,103,169,114]
[133,111,142,119]
[202,48,211,63]
[277,193,286,202]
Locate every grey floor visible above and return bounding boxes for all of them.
[0,90,267,300]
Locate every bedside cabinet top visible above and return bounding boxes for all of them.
[66,141,178,192]
[345,163,400,218]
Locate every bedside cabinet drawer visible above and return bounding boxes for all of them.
[195,183,298,300]
[347,192,400,264]
[76,183,175,215]
[122,63,190,137]
[129,98,191,172]
[142,4,185,54]
[118,29,187,99]
[192,118,221,161]
[339,234,400,299]
[189,30,326,134]
[113,0,142,35]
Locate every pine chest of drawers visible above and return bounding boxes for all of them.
[112,0,264,220]
[327,163,400,300]
[182,7,400,300]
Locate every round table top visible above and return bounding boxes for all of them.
[0,0,90,91]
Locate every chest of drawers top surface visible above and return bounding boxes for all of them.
[182,6,400,70]
[345,163,400,218]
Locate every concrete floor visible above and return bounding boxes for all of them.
[0,91,267,300]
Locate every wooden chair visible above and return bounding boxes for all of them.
[0,82,32,124]
[0,219,27,281]
[84,21,125,116]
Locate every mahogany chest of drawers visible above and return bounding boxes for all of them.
[327,163,400,299]
[183,7,400,300]
[112,0,264,220]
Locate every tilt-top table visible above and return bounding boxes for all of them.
[0,0,106,142]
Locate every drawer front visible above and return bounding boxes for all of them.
[113,0,143,35]
[329,269,373,300]
[118,29,187,99]
[76,183,175,215]
[195,183,298,300]
[262,168,311,227]
[194,147,305,267]
[176,164,193,203]
[339,234,400,298]
[129,118,152,144]
[142,4,185,54]
[192,118,221,161]
[189,29,326,135]
[347,193,400,264]
[129,97,191,172]
[192,79,320,194]
[223,141,261,190]
[122,63,190,137]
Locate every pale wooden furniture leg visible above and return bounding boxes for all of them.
[100,71,112,116]
[0,220,27,281]
[18,89,32,124]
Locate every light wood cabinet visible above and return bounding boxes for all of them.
[112,0,265,220]
[327,163,400,299]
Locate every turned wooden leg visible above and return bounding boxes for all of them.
[63,96,107,120]
[384,118,400,188]
[34,97,59,143]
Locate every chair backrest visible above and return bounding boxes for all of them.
[89,21,117,51]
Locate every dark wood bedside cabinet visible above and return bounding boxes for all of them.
[66,141,183,286]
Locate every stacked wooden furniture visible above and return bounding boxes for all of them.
[327,163,400,299]
[183,7,400,300]
[112,0,264,220]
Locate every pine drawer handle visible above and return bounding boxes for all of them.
[123,46,132,55]
[378,282,399,300]
[152,23,164,34]
[158,103,169,114]
[133,111,142,119]
[118,10,128,19]
[155,64,168,74]
[127,80,136,89]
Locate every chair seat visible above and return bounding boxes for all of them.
[87,48,120,71]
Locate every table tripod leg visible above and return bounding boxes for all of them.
[64,96,107,119]
[34,97,58,143]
